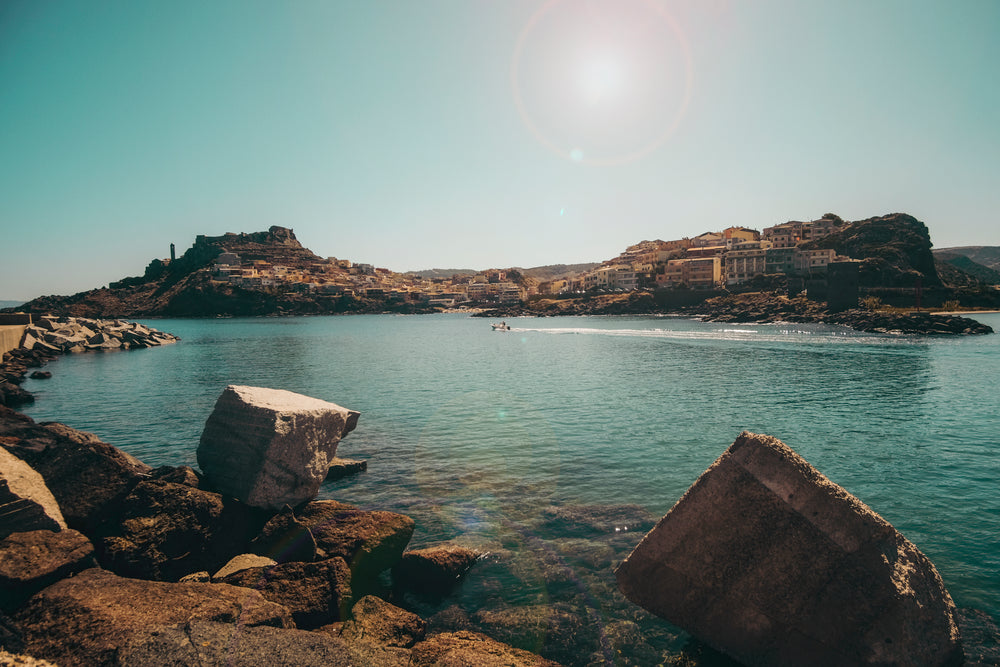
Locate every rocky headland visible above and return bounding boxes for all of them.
[476,291,995,336]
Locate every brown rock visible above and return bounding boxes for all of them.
[196,385,359,510]
[97,480,263,581]
[248,504,318,563]
[0,413,151,533]
[615,431,963,667]
[218,557,352,629]
[326,457,367,480]
[392,545,480,595]
[297,500,414,586]
[410,630,561,667]
[14,567,293,666]
[341,595,426,648]
[116,619,410,667]
[0,529,96,612]
[0,448,66,540]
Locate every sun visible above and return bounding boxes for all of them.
[511,0,693,166]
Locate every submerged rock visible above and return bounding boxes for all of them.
[197,385,359,510]
[615,431,963,667]
[392,545,481,596]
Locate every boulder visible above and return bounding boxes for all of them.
[409,630,561,667]
[0,413,151,533]
[115,619,407,667]
[326,457,367,480]
[341,595,426,648]
[217,557,352,628]
[0,448,66,540]
[196,385,360,510]
[615,431,963,667]
[392,545,480,595]
[97,480,264,581]
[297,500,414,585]
[212,553,277,580]
[14,567,293,666]
[248,504,318,563]
[0,529,96,612]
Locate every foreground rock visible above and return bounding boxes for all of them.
[197,385,360,510]
[410,630,561,667]
[341,595,427,648]
[297,500,415,586]
[615,431,963,667]
[0,408,151,533]
[0,448,66,539]
[96,479,263,581]
[217,557,353,628]
[14,567,293,666]
[117,619,368,667]
[0,529,96,612]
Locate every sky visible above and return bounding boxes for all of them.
[1,0,998,301]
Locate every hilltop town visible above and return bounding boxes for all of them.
[4,213,998,319]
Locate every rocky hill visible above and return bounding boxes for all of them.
[799,213,940,287]
[4,227,440,318]
[934,246,1000,272]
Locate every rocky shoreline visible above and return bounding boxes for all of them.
[3,317,999,666]
[0,400,558,666]
[476,291,995,336]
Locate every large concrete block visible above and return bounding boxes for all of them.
[197,385,359,510]
[615,432,962,667]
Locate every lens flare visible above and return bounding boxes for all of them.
[511,0,693,166]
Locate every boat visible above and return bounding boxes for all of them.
[492,322,511,331]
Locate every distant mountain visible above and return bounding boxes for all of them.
[405,263,598,281]
[404,268,478,279]
[517,263,599,281]
[0,300,23,309]
[933,246,1000,272]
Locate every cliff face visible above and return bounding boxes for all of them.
[801,213,941,287]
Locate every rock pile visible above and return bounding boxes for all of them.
[0,389,553,666]
[19,316,178,354]
[616,431,964,667]
[0,316,179,408]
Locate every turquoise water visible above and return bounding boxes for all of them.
[19,313,1000,661]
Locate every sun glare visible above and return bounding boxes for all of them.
[511,0,692,166]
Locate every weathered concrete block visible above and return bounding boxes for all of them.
[197,385,359,510]
[615,431,962,667]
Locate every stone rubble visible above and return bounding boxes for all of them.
[0,392,560,667]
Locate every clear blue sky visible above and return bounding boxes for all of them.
[1,0,998,300]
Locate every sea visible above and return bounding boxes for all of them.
[18,312,1000,664]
